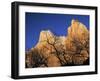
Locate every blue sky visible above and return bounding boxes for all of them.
[25,12,89,51]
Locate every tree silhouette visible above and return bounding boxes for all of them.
[44,31,89,65]
[25,48,49,68]
[69,32,89,64]
[31,48,48,67]
[44,33,70,65]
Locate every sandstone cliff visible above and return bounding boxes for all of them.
[26,19,89,68]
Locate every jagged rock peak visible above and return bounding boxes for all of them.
[71,19,79,24]
[38,30,54,42]
[68,19,89,38]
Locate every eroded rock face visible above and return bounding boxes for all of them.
[66,20,89,51]
[65,19,89,64]
[67,20,89,44]
[26,19,89,68]
[35,30,66,49]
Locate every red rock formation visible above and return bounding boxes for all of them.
[26,19,89,68]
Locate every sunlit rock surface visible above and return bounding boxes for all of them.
[26,19,89,68]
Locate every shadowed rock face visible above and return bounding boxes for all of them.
[26,19,89,68]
